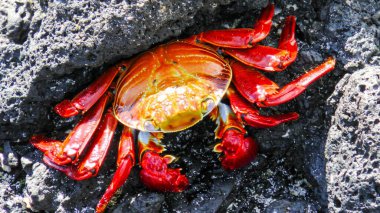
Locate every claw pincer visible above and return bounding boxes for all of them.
[140,151,189,192]
[216,129,258,170]
[212,103,258,170]
[137,131,189,192]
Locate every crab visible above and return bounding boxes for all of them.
[30,3,335,212]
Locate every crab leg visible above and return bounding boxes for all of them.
[96,127,135,213]
[231,60,280,103]
[223,16,297,71]
[231,57,336,107]
[41,109,118,181]
[227,87,299,128]
[258,57,336,107]
[31,93,111,166]
[138,132,189,192]
[197,3,274,48]
[211,103,258,170]
[54,60,131,118]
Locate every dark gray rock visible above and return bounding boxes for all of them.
[323,0,380,70]
[1,0,379,212]
[0,170,26,213]
[24,162,62,211]
[113,192,165,213]
[326,66,380,212]
[265,200,318,213]
[323,1,380,212]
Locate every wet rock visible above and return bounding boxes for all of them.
[113,192,165,213]
[326,66,380,212]
[324,0,380,70]
[1,0,379,212]
[177,177,235,212]
[265,200,318,213]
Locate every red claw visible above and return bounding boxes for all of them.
[215,129,258,170]
[140,151,189,192]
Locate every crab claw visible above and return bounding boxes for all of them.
[214,129,258,170]
[140,151,189,192]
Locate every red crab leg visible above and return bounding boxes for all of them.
[231,57,336,107]
[96,127,135,213]
[138,132,189,192]
[197,3,274,48]
[231,60,280,103]
[258,57,336,107]
[31,93,111,166]
[41,109,118,181]
[227,87,299,128]
[211,103,258,170]
[54,60,131,118]
[223,16,297,71]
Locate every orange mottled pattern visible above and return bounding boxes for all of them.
[114,41,232,132]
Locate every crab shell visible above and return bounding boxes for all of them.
[113,41,232,132]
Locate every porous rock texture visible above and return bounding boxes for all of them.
[326,67,380,212]
[0,0,379,212]
[324,1,380,212]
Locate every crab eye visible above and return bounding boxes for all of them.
[201,98,215,114]
[144,120,159,131]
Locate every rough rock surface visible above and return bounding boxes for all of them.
[326,67,380,212]
[323,1,380,212]
[0,0,379,212]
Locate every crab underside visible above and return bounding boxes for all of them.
[30,4,335,212]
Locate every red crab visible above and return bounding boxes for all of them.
[30,3,335,212]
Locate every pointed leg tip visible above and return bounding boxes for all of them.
[326,56,336,66]
[54,99,80,118]
[30,135,52,144]
[30,135,46,145]
[287,112,300,121]
[259,3,275,22]
[265,2,275,11]
[30,135,62,152]
[96,202,107,213]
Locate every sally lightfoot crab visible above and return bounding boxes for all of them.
[30,3,335,212]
